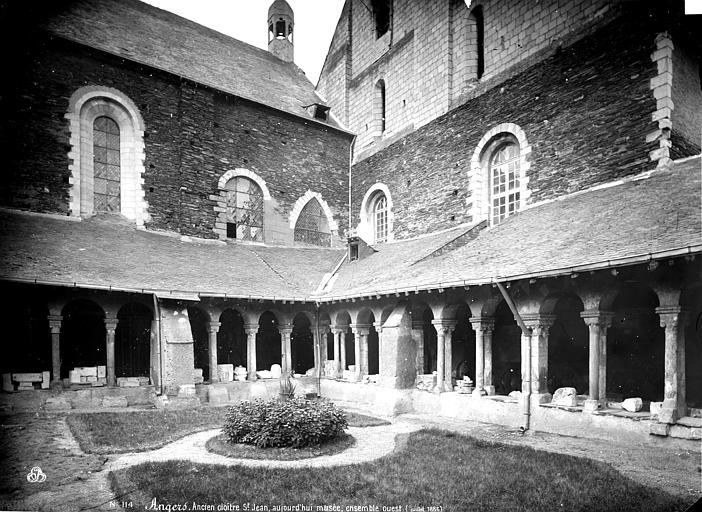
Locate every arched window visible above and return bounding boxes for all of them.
[371,0,391,38]
[67,86,147,225]
[489,142,520,225]
[92,116,121,213]
[372,79,386,136]
[294,198,331,247]
[470,5,484,79]
[223,177,264,242]
[373,193,388,243]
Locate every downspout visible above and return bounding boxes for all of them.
[315,304,322,398]
[348,134,357,235]
[495,281,532,431]
[152,293,165,395]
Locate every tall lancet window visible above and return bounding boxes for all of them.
[93,116,121,213]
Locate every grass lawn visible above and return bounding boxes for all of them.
[109,429,689,512]
[67,406,229,453]
[67,406,386,454]
[206,432,355,460]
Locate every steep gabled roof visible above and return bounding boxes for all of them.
[42,0,340,127]
[0,212,343,300]
[317,156,702,299]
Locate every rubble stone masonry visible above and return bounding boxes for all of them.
[349,15,662,239]
[1,35,351,241]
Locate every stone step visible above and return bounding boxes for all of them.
[677,416,702,428]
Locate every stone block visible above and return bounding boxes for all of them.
[621,397,643,412]
[178,384,196,396]
[649,422,670,436]
[270,364,282,378]
[13,372,43,382]
[97,366,106,378]
[45,397,71,411]
[2,374,13,392]
[552,387,577,406]
[69,371,81,384]
[207,385,230,404]
[217,364,234,382]
[17,382,35,390]
[658,406,678,424]
[102,396,128,408]
[154,395,169,409]
[41,372,50,389]
[648,401,663,418]
[77,367,97,377]
[86,376,98,383]
[669,425,701,440]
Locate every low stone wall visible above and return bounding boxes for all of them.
[0,386,156,412]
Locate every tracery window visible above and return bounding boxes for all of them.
[224,177,264,242]
[92,116,121,213]
[373,194,388,243]
[489,143,520,225]
[294,198,331,247]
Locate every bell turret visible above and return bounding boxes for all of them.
[268,0,294,63]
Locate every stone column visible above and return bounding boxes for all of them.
[432,320,456,392]
[312,327,320,375]
[206,321,221,382]
[374,321,383,376]
[655,306,687,423]
[411,320,424,376]
[331,327,344,378]
[48,315,63,385]
[279,325,293,376]
[522,314,556,401]
[104,315,119,387]
[470,317,495,397]
[244,324,258,381]
[340,328,348,375]
[351,324,370,380]
[580,310,614,411]
[483,325,495,395]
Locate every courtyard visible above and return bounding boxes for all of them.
[0,403,699,511]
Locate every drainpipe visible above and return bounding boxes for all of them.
[348,134,357,236]
[315,304,322,398]
[152,293,164,395]
[495,281,532,432]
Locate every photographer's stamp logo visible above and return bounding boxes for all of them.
[26,467,46,483]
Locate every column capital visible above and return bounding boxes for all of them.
[279,324,293,336]
[469,316,495,332]
[330,326,346,335]
[104,315,119,332]
[580,310,615,328]
[431,319,457,334]
[207,321,222,334]
[350,323,370,336]
[655,306,687,329]
[48,314,63,332]
[373,321,383,332]
[244,324,259,336]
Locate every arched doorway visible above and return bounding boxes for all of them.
[0,284,50,374]
[257,311,281,372]
[291,313,315,375]
[218,309,247,368]
[492,300,521,395]
[546,294,588,394]
[115,302,152,378]
[188,306,210,380]
[60,299,105,378]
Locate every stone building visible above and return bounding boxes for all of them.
[0,0,700,443]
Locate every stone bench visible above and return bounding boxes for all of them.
[2,371,50,391]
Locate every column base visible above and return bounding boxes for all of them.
[583,399,601,412]
[247,374,257,382]
[658,404,678,424]
[531,392,552,404]
[484,385,495,396]
[472,388,487,398]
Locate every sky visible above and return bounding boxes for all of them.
[142,0,346,84]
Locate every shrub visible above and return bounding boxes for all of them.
[223,397,348,448]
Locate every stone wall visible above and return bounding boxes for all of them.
[671,43,702,159]
[0,34,351,242]
[319,0,625,157]
[349,15,659,239]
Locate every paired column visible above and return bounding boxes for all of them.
[522,314,556,402]
[350,324,370,380]
[469,317,495,397]
[655,306,687,423]
[244,324,258,381]
[206,321,221,382]
[48,315,63,386]
[104,315,119,387]
[331,327,344,377]
[432,320,456,393]
[279,324,293,376]
[580,310,614,411]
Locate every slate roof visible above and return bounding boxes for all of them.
[0,212,344,300]
[42,0,340,127]
[317,156,702,299]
